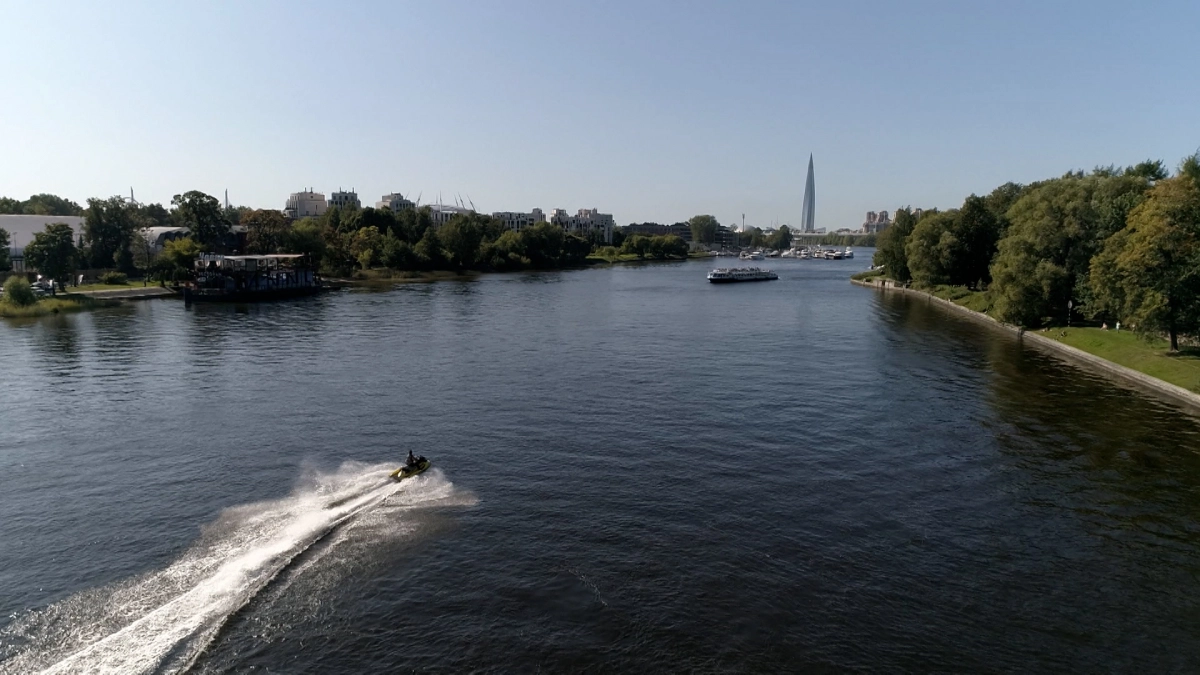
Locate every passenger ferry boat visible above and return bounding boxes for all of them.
[183,253,323,303]
[707,267,779,283]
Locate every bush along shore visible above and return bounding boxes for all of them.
[0,276,120,318]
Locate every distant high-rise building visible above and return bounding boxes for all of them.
[284,190,328,219]
[376,192,415,213]
[801,154,816,233]
[329,190,361,210]
[862,210,892,233]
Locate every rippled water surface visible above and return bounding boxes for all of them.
[3,255,1200,673]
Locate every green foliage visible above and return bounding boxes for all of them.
[2,275,37,306]
[873,207,918,282]
[989,173,1151,326]
[242,209,291,254]
[688,214,720,245]
[0,227,9,271]
[23,222,78,289]
[20,193,84,216]
[349,226,384,269]
[84,196,138,270]
[619,233,687,260]
[1179,151,1200,185]
[152,237,200,283]
[437,215,485,269]
[906,210,958,286]
[284,218,327,267]
[1088,177,1200,351]
[171,191,228,251]
[765,225,793,251]
[99,271,128,285]
[851,268,884,281]
[1125,159,1169,181]
[905,195,1001,288]
[413,226,446,270]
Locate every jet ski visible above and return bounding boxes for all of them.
[390,457,430,480]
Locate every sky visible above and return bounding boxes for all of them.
[1,0,1198,231]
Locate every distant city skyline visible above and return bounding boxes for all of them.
[2,2,1198,231]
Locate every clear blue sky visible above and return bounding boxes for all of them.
[2,1,1197,230]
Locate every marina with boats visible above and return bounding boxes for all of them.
[721,245,854,260]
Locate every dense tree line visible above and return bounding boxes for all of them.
[873,154,1200,350]
[0,193,85,217]
[3,190,606,280]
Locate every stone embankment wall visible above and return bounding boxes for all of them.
[851,277,1200,413]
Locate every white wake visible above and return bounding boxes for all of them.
[0,461,469,675]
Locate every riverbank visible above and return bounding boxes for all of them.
[0,294,122,318]
[852,276,1200,411]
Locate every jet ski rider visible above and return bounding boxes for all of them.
[406,450,418,467]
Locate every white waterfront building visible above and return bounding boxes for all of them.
[329,190,361,210]
[550,208,614,244]
[491,208,546,232]
[428,204,473,226]
[376,192,415,213]
[284,190,328,219]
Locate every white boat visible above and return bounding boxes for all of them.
[707,267,779,283]
[844,247,854,259]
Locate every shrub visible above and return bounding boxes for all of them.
[2,275,37,306]
[99,271,128,285]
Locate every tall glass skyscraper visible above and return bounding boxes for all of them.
[801,154,816,233]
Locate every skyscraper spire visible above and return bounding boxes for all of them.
[801,154,816,233]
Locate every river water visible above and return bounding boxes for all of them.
[2,253,1200,673]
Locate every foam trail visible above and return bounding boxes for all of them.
[0,462,460,675]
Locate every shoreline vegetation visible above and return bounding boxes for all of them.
[871,152,1200,352]
[858,150,1200,402]
[0,290,120,319]
[853,276,1200,404]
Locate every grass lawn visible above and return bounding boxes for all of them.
[1042,327,1200,393]
[0,295,120,318]
[71,282,141,292]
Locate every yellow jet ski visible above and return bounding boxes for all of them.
[390,457,430,480]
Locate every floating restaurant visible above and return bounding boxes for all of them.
[183,254,322,302]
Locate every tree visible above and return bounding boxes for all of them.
[1179,150,1200,185]
[1089,177,1200,351]
[764,225,793,251]
[242,209,291,254]
[171,191,228,251]
[688,214,720,245]
[283,218,326,267]
[137,202,173,228]
[0,197,21,214]
[438,215,484,269]
[23,222,78,292]
[413,226,445,270]
[349,226,384,269]
[906,210,959,286]
[0,227,9,271]
[873,207,918,282]
[989,174,1151,326]
[621,234,651,258]
[22,193,84,216]
[83,196,137,270]
[1126,159,1169,181]
[2,275,36,306]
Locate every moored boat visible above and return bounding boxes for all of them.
[183,253,323,303]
